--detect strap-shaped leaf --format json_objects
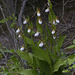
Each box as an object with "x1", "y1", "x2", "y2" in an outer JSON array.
[{"x1": 15, "y1": 69, "x2": 39, "y2": 75}]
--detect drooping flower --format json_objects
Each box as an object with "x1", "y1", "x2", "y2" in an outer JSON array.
[
  {"x1": 18, "y1": 34, "x2": 22, "y2": 38},
  {"x1": 53, "y1": 36, "x2": 56, "y2": 39},
  {"x1": 34, "y1": 31, "x2": 40, "y2": 37},
  {"x1": 38, "y1": 18, "x2": 42, "y2": 24},
  {"x1": 27, "y1": 28, "x2": 31, "y2": 33},
  {"x1": 16, "y1": 28, "x2": 20, "y2": 34},
  {"x1": 20, "y1": 46, "x2": 24, "y2": 51},
  {"x1": 56, "y1": 18, "x2": 60, "y2": 23},
  {"x1": 51, "y1": 29, "x2": 55, "y2": 35},
  {"x1": 53, "y1": 20, "x2": 56, "y2": 25},
  {"x1": 39, "y1": 41, "x2": 44, "y2": 47},
  {"x1": 45, "y1": 8, "x2": 50, "y2": 12},
  {"x1": 23, "y1": 19, "x2": 27, "y2": 24},
  {"x1": 37, "y1": 10, "x2": 41, "y2": 17}
]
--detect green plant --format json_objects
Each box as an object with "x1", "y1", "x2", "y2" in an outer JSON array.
[{"x1": 0, "y1": 0, "x2": 75, "y2": 75}]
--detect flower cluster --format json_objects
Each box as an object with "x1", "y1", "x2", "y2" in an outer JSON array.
[{"x1": 15, "y1": 3, "x2": 60, "y2": 50}]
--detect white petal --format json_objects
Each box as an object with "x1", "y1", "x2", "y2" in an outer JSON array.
[
  {"x1": 16, "y1": 29, "x2": 20, "y2": 34},
  {"x1": 53, "y1": 21, "x2": 56, "y2": 24},
  {"x1": 38, "y1": 20, "x2": 42, "y2": 24},
  {"x1": 23, "y1": 20, "x2": 27, "y2": 24},
  {"x1": 37, "y1": 13, "x2": 41, "y2": 17},
  {"x1": 51, "y1": 30, "x2": 55, "y2": 34},
  {"x1": 20, "y1": 47, "x2": 24, "y2": 51},
  {"x1": 39, "y1": 42, "x2": 44, "y2": 47},
  {"x1": 34, "y1": 32, "x2": 39, "y2": 37},
  {"x1": 27, "y1": 29, "x2": 31, "y2": 33},
  {"x1": 53, "y1": 36, "x2": 56, "y2": 39},
  {"x1": 56, "y1": 19, "x2": 60, "y2": 23},
  {"x1": 45, "y1": 8, "x2": 49, "y2": 12},
  {"x1": 18, "y1": 35, "x2": 21, "y2": 38}
]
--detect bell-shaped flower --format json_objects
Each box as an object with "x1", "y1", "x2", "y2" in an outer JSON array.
[
  {"x1": 38, "y1": 18, "x2": 42, "y2": 24},
  {"x1": 37, "y1": 11, "x2": 41, "y2": 17},
  {"x1": 20, "y1": 46, "x2": 24, "y2": 51},
  {"x1": 34, "y1": 31, "x2": 40, "y2": 37},
  {"x1": 27, "y1": 28, "x2": 31, "y2": 33},
  {"x1": 51, "y1": 29, "x2": 55, "y2": 35},
  {"x1": 23, "y1": 19, "x2": 27, "y2": 24},
  {"x1": 53, "y1": 20, "x2": 56, "y2": 25},
  {"x1": 53, "y1": 36, "x2": 56, "y2": 39},
  {"x1": 56, "y1": 18, "x2": 60, "y2": 23},
  {"x1": 16, "y1": 28, "x2": 20, "y2": 34},
  {"x1": 39, "y1": 41, "x2": 44, "y2": 47},
  {"x1": 45, "y1": 8, "x2": 50, "y2": 12},
  {"x1": 18, "y1": 34, "x2": 22, "y2": 38}
]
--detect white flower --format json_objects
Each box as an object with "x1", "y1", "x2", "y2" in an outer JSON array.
[
  {"x1": 45, "y1": 8, "x2": 50, "y2": 12},
  {"x1": 27, "y1": 28, "x2": 31, "y2": 33},
  {"x1": 38, "y1": 19, "x2": 42, "y2": 24},
  {"x1": 23, "y1": 20, "x2": 27, "y2": 24},
  {"x1": 53, "y1": 36, "x2": 56, "y2": 39},
  {"x1": 56, "y1": 19, "x2": 60, "y2": 23},
  {"x1": 37, "y1": 11, "x2": 41, "y2": 17},
  {"x1": 53, "y1": 20, "x2": 56, "y2": 24},
  {"x1": 18, "y1": 34, "x2": 22, "y2": 38},
  {"x1": 20, "y1": 46, "x2": 24, "y2": 51},
  {"x1": 39, "y1": 41, "x2": 44, "y2": 47},
  {"x1": 16, "y1": 28, "x2": 20, "y2": 34},
  {"x1": 51, "y1": 29, "x2": 55, "y2": 34},
  {"x1": 34, "y1": 31, "x2": 40, "y2": 37}
]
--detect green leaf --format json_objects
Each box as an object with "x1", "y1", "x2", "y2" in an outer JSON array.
[
  {"x1": 66, "y1": 45, "x2": 75, "y2": 49},
  {"x1": 48, "y1": 0, "x2": 52, "y2": 10},
  {"x1": 10, "y1": 22, "x2": 15, "y2": 28},
  {"x1": 0, "y1": 18, "x2": 8, "y2": 23},
  {"x1": 16, "y1": 50, "x2": 33, "y2": 64},
  {"x1": 15, "y1": 69, "x2": 39, "y2": 75},
  {"x1": 36, "y1": 21, "x2": 43, "y2": 34},
  {"x1": 73, "y1": 39, "x2": 75, "y2": 44},
  {"x1": 29, "y1": 21, "x2": 33, "y2": 29},
  {"x1": 9, "y1": 16, "x2": 13, "y2": 19},
  {"x1": 32, "y1": 46, "x2": 51, "y2": 65},
  {"x1": 39, "y1": 60, "x2": 52, "y2": 75},
  {"x1": 55, "y1": 35, "x2": 66, "y2": 52},
  {"x1": 62, "y1": 69, "x2": 70, "y2": 73},
  {"x1": 25, "y1": 36, "x2": 34, "y2": 45},
  {"x1": 67, "y1": 54, "x2": 75, "y2": 65},
  {"x1": 44, "y1": 29, "x2": 48, "y2": 43},
  {"x1": 53, "y1": 59, "x2": 66, "y2": 72},
  {"x1": 69, "y1": 64, "x2": 75, "y2": 69}
]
